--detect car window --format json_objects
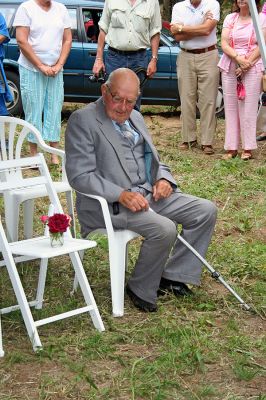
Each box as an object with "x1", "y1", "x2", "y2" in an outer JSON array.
[
  {"x1": 0, "y1": 6, "x2": 16, "y2": 27},
  {"x1": 82, "y1": 8, "x2": 102, "y2": 43},
  {"x1": 67, "y1": 8, "x2": 78, "y2": 42}
]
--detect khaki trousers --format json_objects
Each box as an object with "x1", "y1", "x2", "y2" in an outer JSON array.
[
  {"x1": 257, "y1": 105, "x2": 266, "y2": 133},
  {"x1": 177, "y1": 49, "x2": 219, "y2": 145}
]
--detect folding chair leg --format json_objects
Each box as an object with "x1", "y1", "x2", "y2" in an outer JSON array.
[
  {"x1": 66, "y1": 191, "x2": 76, "y2": 237},
  {"x1": 0, "y1": 315, "x2": 4, "y2": 357},
  {"x1": 69, "y1": 252, "x2": 104, "y2": 332},
  {"x1": 177, "y1": 234, "x2": 251, "y2": 311},
  {"x1": 35, "y1": 258, "x2": 49, "y2": 309},
  {"x1": 23, "y1": 199, "x2": 34, "y2": 239},
  {"x1": 6, "y1": 260, "x2": 42, "y2": 351},
  {"x1": 108, "y1": 235, "x2": 127, "y2": 317}
]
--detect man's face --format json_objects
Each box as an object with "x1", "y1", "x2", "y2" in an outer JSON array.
[
  {"x1": 101, "y1": 80, "x2": 139, "y2": 124},
  {"x1": 190, "y1": 0, "x2": 201, "y2": 6}
]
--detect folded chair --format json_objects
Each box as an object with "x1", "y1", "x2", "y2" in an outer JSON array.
[
  {"x1": 0, "y1": 154, "x2": 104, "y2": 356},
  {"x1": 73, "y1": 192, "x2": 139, "y2": 317},
  {"x1": 0, "y1": 116, "x2": 75, "y2": 241}
]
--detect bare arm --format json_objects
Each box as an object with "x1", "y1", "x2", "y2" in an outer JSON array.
[
  {"x1": 171, "y1": 18, "x2": 218, "y2": 42},
  {"x1": 0, "y1": 34, "x2": 7, "y2": 44},
  {"x1": 147, "y1": 32, "x2": 160, "y2": 78},
  {"x1": 16, "y1": 26, "x2": 54, "y2": 76},
  {"x1": 51, "y1": 28, "x2": 72, "y2": 75},
  {"x1": 247, "y1": 28, "x2": 266, "y2": 65},
  {"x1": 92, "y1": 29, "x2": 106, "y2": 75},
  {"x1": 221, "y1": 27, "x2": 252, "y2": 70}
]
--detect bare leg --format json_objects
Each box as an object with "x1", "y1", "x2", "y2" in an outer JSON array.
[
  {"x1": 29, "y1": 142, "x2": 37, "y2": 156},
  {"x1": 49, "y1": 141, "x2": 59, "y2": 164}
]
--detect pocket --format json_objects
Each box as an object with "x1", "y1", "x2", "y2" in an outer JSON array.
[
  {"x1": 133, "y1": 11, "x2": 149, "y2": 34},
  {"x1": 110, "y1": 9, "x2": 126, "y2": 28}
]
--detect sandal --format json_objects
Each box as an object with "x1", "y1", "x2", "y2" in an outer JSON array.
[
  {"x1": 222, "y1": 150, "x2": 238, "y2": 160},
  {"x1": 202, "y1": 145, "x2": 214, "y2": 155},
  {"x1": 241, "y1": 151, "x2": 252, "y2": 161},
  {"x1": 179, "y1": 140, "x2": 197, "y2": 150}
]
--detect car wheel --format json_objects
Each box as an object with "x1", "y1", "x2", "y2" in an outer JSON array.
[
  {"x1": 215, "y1": 85, "x2": 224, "y2": 118},
  {"x1": 5, "y1": 70, "x2": 23, "y2": 116},
  {"x1": 196, "y1": 85, "x2": 224, "y2": 119}
]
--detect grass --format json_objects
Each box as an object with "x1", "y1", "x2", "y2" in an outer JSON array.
[{"x1": 0, "y1": 105, "x2": 265, "y2": 399}]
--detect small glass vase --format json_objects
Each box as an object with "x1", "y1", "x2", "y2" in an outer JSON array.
[{"x1": 50, "y1": 232, "x2": 64, "y2": 247}]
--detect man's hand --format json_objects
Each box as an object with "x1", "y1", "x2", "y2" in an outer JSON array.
[
  {"x1": 153, "y1": 179, "x2": 173, "y2": 202},
  {"x1": 93, "y1": 58, "x2": 105, "y2": 76},
  {"x1": 118, "y1": 191, "x2": 149, "y2": 212},
  {"x1": 170, "y1": 22, "x2": 184, "y2": 35},
  {"x1": 204, "y1": 10, "x2": 213, "y2": 21},
  {"x1": 147, "y1": 59, "x2": 157, "y2": 78}
]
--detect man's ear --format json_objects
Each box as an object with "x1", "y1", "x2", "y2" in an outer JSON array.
[{"x1": 101, "y1": 83, "x2": 107, "y2": 97}]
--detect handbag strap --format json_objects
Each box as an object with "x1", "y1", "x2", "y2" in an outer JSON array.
[{"x1": 231, "y1": 13, "x2": 254, "y2": 54}]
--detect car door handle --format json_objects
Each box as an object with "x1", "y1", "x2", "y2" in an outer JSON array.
[{"x1": 89, "y1": 51, "x2": 97, "y2": 57}]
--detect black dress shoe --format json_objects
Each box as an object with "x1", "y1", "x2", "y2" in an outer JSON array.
[
  {"x1": 158, "y1": 277, "x2": 193, "y2": 297},
  {"x1": 126, "y1": 285, "x2": 157, "y2": 312}
]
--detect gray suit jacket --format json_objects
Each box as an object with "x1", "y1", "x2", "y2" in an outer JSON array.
[{"x1": 65, "y1": 98, "x2": 177, "y2": 233}]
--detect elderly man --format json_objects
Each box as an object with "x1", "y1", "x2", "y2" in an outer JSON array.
[
  {"x1": 65, "y1": 68, "x2": 217, "y2": 312},
  {"x1": 171, "y1": 0, "x2": 220, "y2": 155},
  {"x1": 92, "y1": 0, "x2": 161, "y2": 109}
]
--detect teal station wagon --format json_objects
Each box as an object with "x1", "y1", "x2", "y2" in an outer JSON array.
[{"x1": 1, "y1": 0, "x2": 224, "y2": 116}]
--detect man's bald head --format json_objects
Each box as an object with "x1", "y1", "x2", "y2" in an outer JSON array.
[{"x1": 105, "y1": 68, "x2": 140, "y2": 94}]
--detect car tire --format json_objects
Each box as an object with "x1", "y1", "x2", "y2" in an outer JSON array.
[
  {"x1": 215, "y1": 85, "x2": 224, "y2": 118},
  {"x1": 5, "y1": 70, "x2": 23, "y2": 117},
  {"x1": 196, "y1": 85, "x2": 224, "y2": 119}
]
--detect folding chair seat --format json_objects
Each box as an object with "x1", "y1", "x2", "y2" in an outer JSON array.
[
  {"x1": 74, "y1": 192, "x2": 140, "y2": 317},
  {"x1": 0, "y1": 116, "x2": 75, "y2": 241},
  {"x1": 0, "y1": 154, "x2": 104, "y2": 356}
]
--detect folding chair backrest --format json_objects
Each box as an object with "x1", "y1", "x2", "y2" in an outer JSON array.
[{"x1": 0, "y1": 154, "x2": 64, "y2": 215}]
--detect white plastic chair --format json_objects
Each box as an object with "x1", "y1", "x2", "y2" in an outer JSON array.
[
  {"x1": 0, "y1": 154, "x2": 104, "y2": 356},
  {"x1": 74, "y1": 192, "x2": 140, "y2": 317},
  {"x1": 0, "y1": 116, "x2": 75, "y2": 241}
]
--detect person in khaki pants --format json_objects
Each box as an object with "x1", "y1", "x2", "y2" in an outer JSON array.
[{"x1": 171, "y1": 0, "x2": 220, "y2": 155}]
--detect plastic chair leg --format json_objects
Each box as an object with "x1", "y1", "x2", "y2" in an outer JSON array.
[
  {"x1": 4, "y1": 194, "x2": 20, "y2": 242},
  {"x1": 108, "y1": 235, "x2": 127, "y2": 317},
  {"x1": 23, "y1": 199, "x2": 34, "y2": 239}
]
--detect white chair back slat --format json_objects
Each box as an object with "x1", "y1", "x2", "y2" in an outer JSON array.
[
  {"x1": 15, "y1": 125, "x2": 30, "y2": 160},
  {"x1": 0, "y1": 121, "x2": 8, "y2": 162},
  {"x1": 0, "y1": 176, "x2": 47, "y2": 191}
]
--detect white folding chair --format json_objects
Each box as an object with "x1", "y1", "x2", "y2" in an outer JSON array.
[
  {"x1": 0, "y1": 154, "x2": 104, "y2": 356},
  {"x1": 0, "y1": 116, "x2": 75, "y2": 241},
  {"x1": 74, "y1": 192, "x2": 139, "y2": 317}
]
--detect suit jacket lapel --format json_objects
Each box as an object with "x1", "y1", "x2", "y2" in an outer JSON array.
[{"x1": 96, "y1": 99, "x2": 132, "y2": 180}]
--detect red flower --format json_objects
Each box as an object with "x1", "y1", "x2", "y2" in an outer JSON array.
[{"x1": 40, "y1": 213, "x2": 71, "y2": 234}]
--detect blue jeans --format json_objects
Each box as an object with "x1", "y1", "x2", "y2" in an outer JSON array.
[{"x1": 105, "y1": 48, "x2": 148, "y2": 110}]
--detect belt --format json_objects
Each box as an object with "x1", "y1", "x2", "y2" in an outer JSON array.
[
  {"x1": 181, "y1": 45, "x2": 217, "y2": 54},
  {"x1": 108, "y1": 46, "x2": 146, "y2": 55}
]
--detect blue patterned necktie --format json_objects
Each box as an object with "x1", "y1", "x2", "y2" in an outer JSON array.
[{"x1": 119, "y1": 123, "x2": 135, "y2": 146}]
